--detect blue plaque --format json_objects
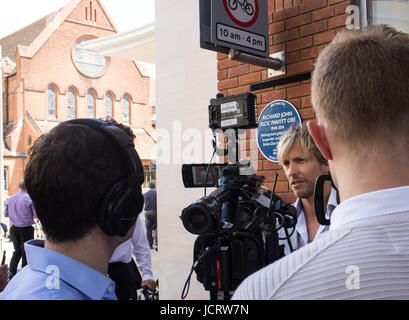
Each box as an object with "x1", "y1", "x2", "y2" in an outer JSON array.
[{"x1": 257, "y1": 100, "x2": 302, "y2": 163}]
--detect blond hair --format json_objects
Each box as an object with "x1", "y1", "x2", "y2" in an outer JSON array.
[
  {"x1": 277, "y1": 124, "x2": 327, "y2": 166},
  {"x1": 312, "y1": 25, "x2": 409, "y2": 147}
]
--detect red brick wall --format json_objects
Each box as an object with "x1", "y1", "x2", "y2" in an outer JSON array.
[
  {"x1": 217, "y1": 0, "x2": 355, "y2": 203},
  {"x1": 20, "y1": 20, "x2": 150, "y2": 124}
]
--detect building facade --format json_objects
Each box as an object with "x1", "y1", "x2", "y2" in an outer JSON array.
[
  {"x1": 0, "y1": 0, "x2": 156, "y2": 197},
  {"x1": 216, "y1": 0, "x2": 409, "y2": 205}
]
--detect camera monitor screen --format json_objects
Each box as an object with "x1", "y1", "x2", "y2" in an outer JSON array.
[{"x1": 182, "y1": 164, "x2": 226, "y2": 188}]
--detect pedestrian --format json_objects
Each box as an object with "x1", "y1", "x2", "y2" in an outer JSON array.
[
  {"x1": 143, "y1": 181, "x2": 157, "y2": 250},
  {"x1": 0, "y1": 118, "x2": 145, "y2": 299},
  {"x1": 4, "y1": 180, "x2": 36, "y2": 279}
]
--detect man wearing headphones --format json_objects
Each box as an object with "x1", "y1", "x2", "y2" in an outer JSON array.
[{"x1": 0, "y1": 118, "x2": 145, "y2": 300}]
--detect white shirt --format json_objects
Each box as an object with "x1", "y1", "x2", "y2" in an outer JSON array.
[
  {"x1": 293, "y1": 187, "x2": 338, "y2": 248},
  {"x1": 232, "y1": 185, "x2": 409, "y2": 300},
  {"x1": 280, "y1": 187, "x2": 338, "y2": 255},
  {"x1": 109, "y1": 216, "x2": 153, "y2": 281}
]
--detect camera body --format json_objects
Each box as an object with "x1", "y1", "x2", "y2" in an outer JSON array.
[
  {"x1": 181, "y1": 163, "x2": 296, "y2": 299},
  {"x1": 180, "y1": 93, "x2": 296, "y2": 300}
]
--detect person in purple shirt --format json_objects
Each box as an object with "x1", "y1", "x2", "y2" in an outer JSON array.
[{"x1": 4, "y1": 180, "x2": 37, "y2": 278}]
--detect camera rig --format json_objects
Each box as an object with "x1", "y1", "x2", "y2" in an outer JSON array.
[{"x1": 180, "y1": 93, "x2": 297, "y2": 300}]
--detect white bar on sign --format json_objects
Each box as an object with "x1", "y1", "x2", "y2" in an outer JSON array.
[{"x1": 216, "y1": 23, "x2": 265, "y2": 52}]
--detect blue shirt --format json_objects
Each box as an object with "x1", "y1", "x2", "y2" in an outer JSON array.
[{"x1": 0, "y1": 240, "x2": 117, "y2": 300}]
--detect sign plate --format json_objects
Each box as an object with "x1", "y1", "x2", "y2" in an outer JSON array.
[
  {"x1": 211, "y1": 0, "x2": 268, "y2": 57},
  {"x1": 257, "y1": 100, "x2": 302, "y2": 163}
]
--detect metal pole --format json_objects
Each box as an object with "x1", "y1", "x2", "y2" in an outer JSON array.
[
  {"x1": 229, "y1": 49, "x2": 283, "y2": 70},
  {"x1": 0, "y1": 45, "x2": 4, "y2": 223}
]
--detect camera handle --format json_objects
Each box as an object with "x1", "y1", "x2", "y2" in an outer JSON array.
[{"x1": 212, "y1": 128, "x2": 241, "y2": 165}]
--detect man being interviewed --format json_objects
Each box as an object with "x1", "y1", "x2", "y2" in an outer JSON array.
[
  {"x1": 276, "y1": 124, "x2": 338, "y2": 255},
  {"x1": 232, "y1": 25, "x2": 409, "y2": 300}
]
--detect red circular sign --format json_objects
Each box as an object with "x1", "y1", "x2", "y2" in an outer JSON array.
[{"x1": 223, "y1": 0, "x2": 259, "y2": 27}]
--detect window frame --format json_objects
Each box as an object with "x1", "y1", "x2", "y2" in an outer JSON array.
[
  {"x1": 47, "y1": 84, "x2": 58, "y2": 120},
  {"x1": 360, "y1": 0, "x2": 409, "y2": 31},
  {"x1": 67, "y1": 87, "x2": 78, "y2": 119},
  {"x1": 105, "y1": 91, "x2": 114, "y2": 120},
  {"x1": 86, "y1": 89, "x2": 97, "y2": 119},
  {"x1": 122, "y1": 94, "x2": 131, "y2": 125}
]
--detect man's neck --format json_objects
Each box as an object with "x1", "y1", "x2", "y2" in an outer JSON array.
[
  {"x1": 331, "y1": 146, "x2": 409, "y2": 203},
  {"x1": 45, "y1": 228, "x2": 118, "y2": 275}
]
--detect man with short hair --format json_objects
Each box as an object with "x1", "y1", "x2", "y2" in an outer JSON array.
[
  {"x1": 233, "y1": 25, "x2": 409, "y2": 299},
  {"x1": 4, "y1": 180, "x2": 36, "y2": 279},
  {"x1": 0, "y1": 118, "x2": 145, "y2": 300},
  {"x1": 276, "y1": 124, "x2": 338, "y2": 254}
]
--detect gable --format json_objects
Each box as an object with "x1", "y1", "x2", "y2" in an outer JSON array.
[
  {"x1": 66, "y1": 0, "x2": 117, "y2": 31},
  {"x1": 10, "y1": 0, "x2": 117, "y2": 61}
]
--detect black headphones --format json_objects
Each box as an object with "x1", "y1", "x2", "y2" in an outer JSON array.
[{"x1": 64, "y1": 118, "x2": 145, "y2": 237}]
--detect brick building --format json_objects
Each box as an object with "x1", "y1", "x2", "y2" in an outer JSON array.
[{"x1": 0, "y1": 0, "x2": 156, "y2": 197}]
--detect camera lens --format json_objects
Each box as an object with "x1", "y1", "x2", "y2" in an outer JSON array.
[{"x1": 181, "y1": 203, "x2": 215, "y2": 235}]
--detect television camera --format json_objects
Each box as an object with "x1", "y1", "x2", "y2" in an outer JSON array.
[{"x1": 180, "y1": 93, "x2": 297, "y2": 300}]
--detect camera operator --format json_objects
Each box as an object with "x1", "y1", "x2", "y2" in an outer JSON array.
[
  {"x1": 276, "y1": 124, "x2": 338, "y2": 255},
  {"x1": 232, "y1": 25, "x2": 409, "y2": 300}
]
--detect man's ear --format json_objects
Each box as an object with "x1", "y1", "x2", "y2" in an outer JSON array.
[{"x1": 307, "y1": 120, "x2": 333, "y2": 161}]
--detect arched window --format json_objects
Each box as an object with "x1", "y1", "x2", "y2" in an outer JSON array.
[
  {"x1": 105, "y1": 92, "x2": 113, "y2": 120},
  {"x1": 47, "y1": 85, "x2": 57, "y2": 119},
  {"x1": 67, "y1": 88, "x2": 77, "y2": 119},
  {"x1": 122, "y1": 95, "x2": 130, "y2": 124},
  {"x1": 87, "y1": 90, "x2": 96, "y2": 118}
]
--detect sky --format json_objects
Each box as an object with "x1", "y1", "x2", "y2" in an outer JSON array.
[{"x1": 0, "y1": 0, "x2": 155, "y2": 39}]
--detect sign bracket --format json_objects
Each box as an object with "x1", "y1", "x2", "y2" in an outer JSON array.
[{"x1": 228, "y1": 49, "x2": 284, "y2": 70}]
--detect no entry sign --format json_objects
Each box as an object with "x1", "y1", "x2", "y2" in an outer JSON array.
[
  {"x1": 223, "y1": 0, "x2": 259, "y2": 27},
  {"x1": 210, "y1": 0, "x2": 269, "y2": 57}
]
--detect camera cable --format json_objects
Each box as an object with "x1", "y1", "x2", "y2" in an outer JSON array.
[
  {"x1": 204, "y1": 137, "x2": 218, "y2": 196},
  {"x1": 181, "y1": 247, "x2": 210, "y2": 300}
]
